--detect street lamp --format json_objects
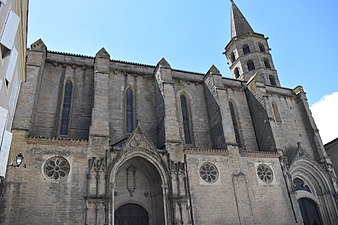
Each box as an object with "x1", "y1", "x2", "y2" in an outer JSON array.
[{"x1": 8, "y1": 152, "x2": 24, "y2": 167}]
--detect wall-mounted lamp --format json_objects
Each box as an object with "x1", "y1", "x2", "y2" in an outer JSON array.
[{"x1": 8, "y1": 152, "x2": 24, "y2": 167}]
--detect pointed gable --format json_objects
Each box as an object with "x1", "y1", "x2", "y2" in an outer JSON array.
[{"x1": 121, "y1": 126, "x2": 158, "y2": 154}]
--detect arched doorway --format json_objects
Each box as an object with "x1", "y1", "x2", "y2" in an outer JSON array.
[
  {"x1": 115, "y1": 203, "x2": 149, "y2": 225},
  {"x1": 298, "y1": 198, "x2": 323, "y2": 225},
  {"x1": 113, "y1": 156, "x2": 165, "y2": 225}
]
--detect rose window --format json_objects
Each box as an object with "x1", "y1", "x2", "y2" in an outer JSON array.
[
  {"x1": 257, "y1": 164, "x2": 273, "y2": 183},
  {"x1": 199, "y1": 162, "x2": 219, "y2": 183},
  {"x1": 44, "y1": 156, "x2": 70, "y2": 181}
]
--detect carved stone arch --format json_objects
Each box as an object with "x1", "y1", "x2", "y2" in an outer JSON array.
[
  {"x1": 290, "y1": 159, "x2": 334, "y2": 194},
  {"x1": 176, "y1": 89, "x2": 194, "y2": 105},
  {"x1": 107, "y1": 127, "x2": 172, "y2": 225},
  {"x1": 108, "y1": 149, "x2": 170, "y2": 190},
  {"x1": 290, "y1": 159, "x2": 338, "y2": 225},
  {"x1": 109, "y1": 151, "x2": 171, "y2": 225},
  {"x1": 115, "y1": 200, "x2": 150, "y2": 216}
]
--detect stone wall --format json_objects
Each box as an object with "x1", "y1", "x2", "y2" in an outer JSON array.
[{"x1": 0, "y1": 130, "x2": 88, "y2": 225}]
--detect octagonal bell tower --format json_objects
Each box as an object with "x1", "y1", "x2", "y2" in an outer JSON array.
[{"x1": 224, "y1": 0, "x2": 280, "y2": 86}]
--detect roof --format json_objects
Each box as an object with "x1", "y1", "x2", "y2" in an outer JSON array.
[{"x1": 230, "y1": 1, "x2": 254, "y2": 38}]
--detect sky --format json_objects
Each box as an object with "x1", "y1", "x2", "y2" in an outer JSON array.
[{"x1": 27, "y1": 0, "x2": 338, "y2": 143}]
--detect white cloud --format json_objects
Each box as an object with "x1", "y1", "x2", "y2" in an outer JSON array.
[{"x1": 310, "y1": 92, "x2": 338, "y2": 144}]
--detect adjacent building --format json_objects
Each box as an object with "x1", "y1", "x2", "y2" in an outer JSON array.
[
  {"x1": 0, "y1": 0, "x2": 28, "y2": 184},
  {"x1": 0, "y1": 1, "x2": 337, "y2": 225},
  {"x1": 325, "y1": 138, "x2": 338, "y2": 176}
]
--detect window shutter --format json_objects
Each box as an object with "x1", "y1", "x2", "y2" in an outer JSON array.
[
  {"x1": 0, "y1": 131, "x2": 13, "y2": 178},
  {"x1": 5, "y1": 48, "x2": 18, "y2": 83},
  {"x1": 0, "y1": 79, "x2": 3, "y2": 93},
  {"x1": 9, "y1": 74, "x2": 20, "y2": 114},
  {"x1": 0, "y1": 10, "x2": 20, "y2": 50},
  {"x1": 0, "y1": 106, "x2": 8, "y2": 143},
  {"x1": 0, "y1": 107, "x2": 9, "y2": 177}
]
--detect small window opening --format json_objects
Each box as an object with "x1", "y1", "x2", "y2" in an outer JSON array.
[
  {"x1": 264, "y1": 59, "x2": 271, "y2": 68},
  {"x1": 247, "y1": 60, "x2": 255, "y2": 71},
  {"x1": 269, "y1": 75, "x2": 276, "y2": 86},
  {"x1": 243, "y1": 44, "x2": 250, "y2": 54},
  {"x1": 230, "y1": 52, "x2": 236, "y2": 63},
  {"x1": 234, "y1": 67, "x2": 240, "y2": 78},
  {"x1": 259, "y1": 43, "x2": 265, "y2": 52}
]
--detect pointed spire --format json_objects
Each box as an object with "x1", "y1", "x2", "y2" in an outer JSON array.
[{"x1": 230, "y1": 1, "x2": 254, "y2": 38}]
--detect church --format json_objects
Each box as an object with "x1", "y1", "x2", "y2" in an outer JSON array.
[{"x1": 1, "y1": 1, "x2": 337, "y2": 225}]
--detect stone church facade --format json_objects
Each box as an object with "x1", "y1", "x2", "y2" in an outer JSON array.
[{"x1": 1, "y1": 2, "x2": 337, "y2": 225}]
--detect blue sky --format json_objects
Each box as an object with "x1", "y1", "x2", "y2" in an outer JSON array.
[{"x1": 27, "y1": 0, "x2": 338, "y2": 105}]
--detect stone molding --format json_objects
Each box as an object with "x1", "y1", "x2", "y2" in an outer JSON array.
[{"x1": 27, "y1": 136, "x2": 88, "y2": 147}]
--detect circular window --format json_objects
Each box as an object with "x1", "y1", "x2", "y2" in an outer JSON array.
[
  {"x1": 257, "y1": 164, "x2": 273, "y2": 184},
  {"x1": 43, "y1": 156, "x2": 70, "y2": 181},
  {"x1": 199, "y1": 162, "x2": 219, "y2": 183}
]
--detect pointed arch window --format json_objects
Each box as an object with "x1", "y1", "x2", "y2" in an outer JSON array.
[
  {"x1": 259, "y1": 43, "x2": 265, "y2": 52},
  {"x1": 247, "y1": 60, "x2": 255, "y2": 71},
  {"x1": 269, "y1": 75, "x2": 276, "y2": 86},
  {"x1": 293, "y1": 178, "x2": 311, "y2": 193},
  {"x1": 126, "y1": 88, "x2": 134, "y2": 133},
  {"x1": 180, "y1": 95, "x2": 192, "y2": 144},
  {"x1": 234, "y1": 67, "x2": 240, "y2": 78},
  {"x1": 60, "y1": 80, "x2": 73, "y2": 135},
  {"x1": 272, "y1": 102, "x2": 282, "y2": 123},
  {"x1": 243, "y1": 44, "x2": 250, "y2": 54},
  {"x1": 229, "y1": 101, "x2": 242, "y2": 147},
  {"x1": 264, "y1": 58, "x2": 271, "y2": 68}
]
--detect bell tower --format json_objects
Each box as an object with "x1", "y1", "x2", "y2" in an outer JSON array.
[{"x1": 224, "y1": 0, "x2": 280, "y2": 86}]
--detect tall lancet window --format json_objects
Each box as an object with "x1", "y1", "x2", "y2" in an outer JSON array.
[
  {"x1": 272, "y1": 102, "x2": 282, "y2": 123},
  {"x1": 180, "y1": 95, "x2": 192, "y2": 144},
  {"x1": 60, "y1": 80, "x2": 73, "y2": 135},
  {"x1": 126, "y1": 88, "x2": 134, "y2": 133},
  {"x1": 229, "y1": 101, "x2": 242, "y2": 147}
]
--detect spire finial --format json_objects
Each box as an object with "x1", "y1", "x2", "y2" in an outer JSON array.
[{"x1": 230, "y1": 0, "x2": 234, "y2": 3}]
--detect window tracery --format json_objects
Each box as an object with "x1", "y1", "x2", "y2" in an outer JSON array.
[
  {"x1": 199, "y1": 162, "x2": 219, "y2": 183},
  {"x1": 43, "y1": 156, "x2": 70, "y2": 181},
  {"x1": 257, "y1": 164, "x2": 273, "y2": 183}
]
